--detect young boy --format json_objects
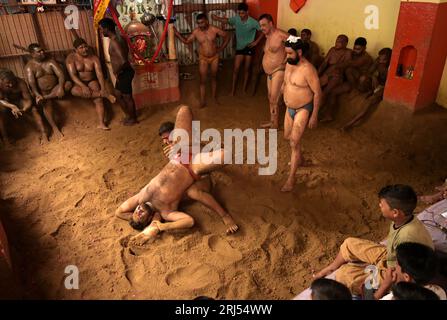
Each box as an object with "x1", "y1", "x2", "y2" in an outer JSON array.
[
  {"x1": 313, "y1": 185, "x2": 434, "y2": 296},
  {"x1": 376, "y1": 242, "x2": 446, "y2": 300},
  {"x1": 310, "y1": 278, "x2": 352, "y2": 300}
]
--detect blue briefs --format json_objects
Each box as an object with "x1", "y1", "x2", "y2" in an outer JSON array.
[{"x1": 288, "y1": 101, "x2": 314, "y2": 120}]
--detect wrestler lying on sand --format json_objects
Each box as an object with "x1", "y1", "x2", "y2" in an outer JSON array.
[{"x1": 115, "y1": 105, "x2": 238, "y2": 247}]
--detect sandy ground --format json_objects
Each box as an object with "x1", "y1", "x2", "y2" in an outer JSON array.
[{"x1": 1, "y1": 61, "x2": 446, "y2": 299}]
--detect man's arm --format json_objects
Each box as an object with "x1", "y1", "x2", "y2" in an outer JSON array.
[
  {"x1": 307, "y1": 66, "x2": 322, "y2": 129},
  {"x1": 248, "y1": 31, "x2": 265, "y2": 48},
  {"x1": 374, "y1": 267, "x2": 396, "y2": 300},
  {"x1": 48, "y1": 59, "x2": 66, "y2": 98},
  {"x1": 215, "y1": 27, "x2": 230, "y2": 52},
  {"x1": 174, "y1": 27, "x2": 196, "y2": 45},
  {"x1": 24, "y1": 64, "x2": 42, "y2": 102},
  {"x1": 211, "y1": 13, "x2": 229, "y2": 25},
  {"x1": 18, "y1": 79, "x2": 33, "y2": 112},
  {"x1": 0, "y1": 99, "x2": 22, "y2": 118},
  {"x1": 318, "y1": 48, "x2": 333, "y2": 75},
  {"x1": 93, "y1": 55, "x2": 107, "y2": 93}
]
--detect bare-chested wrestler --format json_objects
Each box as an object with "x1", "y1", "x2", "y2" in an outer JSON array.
[
  {"x1": 281, "y1": 36, "x2": 321, "y2": 192},
  {"x1": 320, "y1": 37, "x2": 374, "y2": 122},
  {"x1": 157, "y1": 120, "x2": 238, "y2": 234},
  {"x1": 0, "y1": 68, "x2": 48, "y2": 145},
  {"x1": 115, "y1": 105, "x2": 236, "y2": 246},
  {"x1": 258, "y1": 14, "x2": 289, "y2": 129},
  {"x1": 66, "y1": 38, "x2": 116, "y2": 130},
  {"x1": 341, "y1": 48, "x2": 392, "y2": 131},
  {"x1": 318, "y1": 35, "x2": 351, "y2": 112},
  {"x1": 174, "y1": 14, "x2": 230, "y2": 108},
  {"x1": 25, "y1": 43, "x2": 72, "y2": 139},
  {"x1": 99, "y1": 18, "x2": 138, "y2": 126},
  {"x1": 211, "y1": 3, "x2": 264, "y2": 96}
]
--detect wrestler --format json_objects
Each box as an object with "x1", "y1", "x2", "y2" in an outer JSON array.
[
  {"x1": 25, "y1": 43, "x2": 73, "y2": 139},
  {"x1": 258, "y1": 14, "x2": 289, "y2": 129},
  {"x1": 281, "y1": 36, "x2": 321, "y2": 192},
  {"x1": 66, "y1": 38, "x2": 116, "y2": 130},
  {"x1": 99, "y1": 18, "x2": 138, "y2": 126},
  {"x1": 115, "y1": 105, "x2": 237, "y2": 246},
  {"x1": 0, "y1": 68, "x2": 48, "y2": 145},
  {"x1": 174, "y1": 14, "x2": 230, "y2": 108}
]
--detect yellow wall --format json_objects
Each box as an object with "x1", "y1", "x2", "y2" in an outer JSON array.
[
  {"x1": 437, "y1": 62, "x2": 447, "y2": 107},
  {"x1": 277, "y1": 0, "x2": 401, "y2": 56},
  {"x1": 277, "y1": 0, "x2": 447, "y2": 108}
]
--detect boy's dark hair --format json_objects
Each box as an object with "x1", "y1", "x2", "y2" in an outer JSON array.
[
  {"x1": 392, "y1": 282, "x2": 439, "y2": 300},
  {"x1": 396, "y1": 242, "x2": 438, "y2": 285},
  {"x1": 259, "y1": 13, "x2": 273, "y2": 23},
  {"x1": 301, "y1": 28, "x2": 312, "y2": 36},
  {"x1": 159, "y1": 121, "x2": 175, "y2": 136},
  {"x1": 73, "y1": 37, "x2": 87, "y2": 49},
  {"x1": 237, "y1": 3, "x2": 248, "y2": 12},
  {"x1": 379, "y1": 47, "x2": 392, "y2": 58},
  {"x1": 378, "y1": 184, "x2": 418, "y2": 216},
  {"x1": 129, "y1": 219, "x2": 149, "y2": 231},
  {"x1": 310, "y1": 278, "x2": 352, "y2": 300},
  {"x1": 288, "y1": 28, "x2": 298, "y2": 36},
  {"x1": 99, "y1": 18, "x2": 117, "y2": 32},
  {"x1": 196, "y1": 13, "x2": 208, "y2": 21},
  {"x1": 354, "y1": 37, "x2": 367, "y2": 47}
]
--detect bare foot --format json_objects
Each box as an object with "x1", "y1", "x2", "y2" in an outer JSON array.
[
  {"x1": 312, "y1": 266, "x2": 337, "y2": 280},
  {"x1": 281, "y1": 177, "x2": 296, "y2": 192},
  {"x1": 97, "y1": 124, "x2": 111, "y2": 130},
  {"x1": 39, "y1": 133, "x2": 49, "y2": 145},
  {"x1": 54, "y1": 129, "x2": 64, "y2": 139},
  {"x1": 222, "y1": 214, "x2": 239, "y2": 234},
  {"x1": 105, "y1": 94, "x2": 116, "y2": 104}
]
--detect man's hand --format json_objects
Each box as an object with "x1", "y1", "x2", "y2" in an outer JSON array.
[
  {"x1": 10, "y1": 105, "x2": 22, "y2": 118},
  {"x1": 56, "y1": 85, "x2": 65, "y2": 99},
  {"x1": 382, "y1": 267, "x2": 397, "y2": 290},
  {"x1": 36, "y1": 95, "x2": 44, "y2": 105},
  {"x1": 81, "y1": 86, "x2": 92, "y2": 98},
  {"x1": 247, "y1": 41, "x2": 257, "y2": 48},
  {"x1": 308, "y1": 115, "x2": 318, "y2": 129}
]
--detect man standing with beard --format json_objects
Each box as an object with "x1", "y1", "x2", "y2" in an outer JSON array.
[{"x1": 281, "y1": 36, "x2": 321, "y2": 192}]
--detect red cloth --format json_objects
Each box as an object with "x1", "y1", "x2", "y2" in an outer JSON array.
[{"x1": 290, "y1": 0, "x2": 307, "y2": 13}]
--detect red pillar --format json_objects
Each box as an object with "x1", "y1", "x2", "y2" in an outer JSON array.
[{"x1": 384, "y1": 1, "x2": 447, "y2": 111}]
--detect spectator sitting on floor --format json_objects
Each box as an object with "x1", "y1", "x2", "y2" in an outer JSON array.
[
  {"x1": 310, "y1": 278, "x2": 352, "y2": 300},
  {"x1": 312, "y1": 185, "x2": 434, "y2": 296},
  {"x1": 392, "y1": 282, "x2": 440, "y2": 300},
  {"x1": 375, "y1": 242, "x2": 446, "y2": 300}
]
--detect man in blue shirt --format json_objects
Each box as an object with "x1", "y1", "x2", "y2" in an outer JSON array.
[{"x1": 212, "y1": 3, "x2": 264, "y2": 96}]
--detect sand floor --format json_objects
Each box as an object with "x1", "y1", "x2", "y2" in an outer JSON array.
[{"x1": 1, "y1": 62, "x2": 446, "y2": 299}]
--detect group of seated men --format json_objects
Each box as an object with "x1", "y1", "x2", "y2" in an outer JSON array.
[
  {"x1": 0, "y1": 19, "x2": 138, "y2": 147},
  {"x1": 286, "y1": 28, "x2": 392, "y2": 129}
]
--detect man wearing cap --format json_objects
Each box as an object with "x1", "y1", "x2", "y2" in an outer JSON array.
[
  {"x1": 65, "y1": 38, "x2": 116, "y2": 130},
  {"x1": 281, "y1": 35, "x2": 321, "y2": 192}
]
